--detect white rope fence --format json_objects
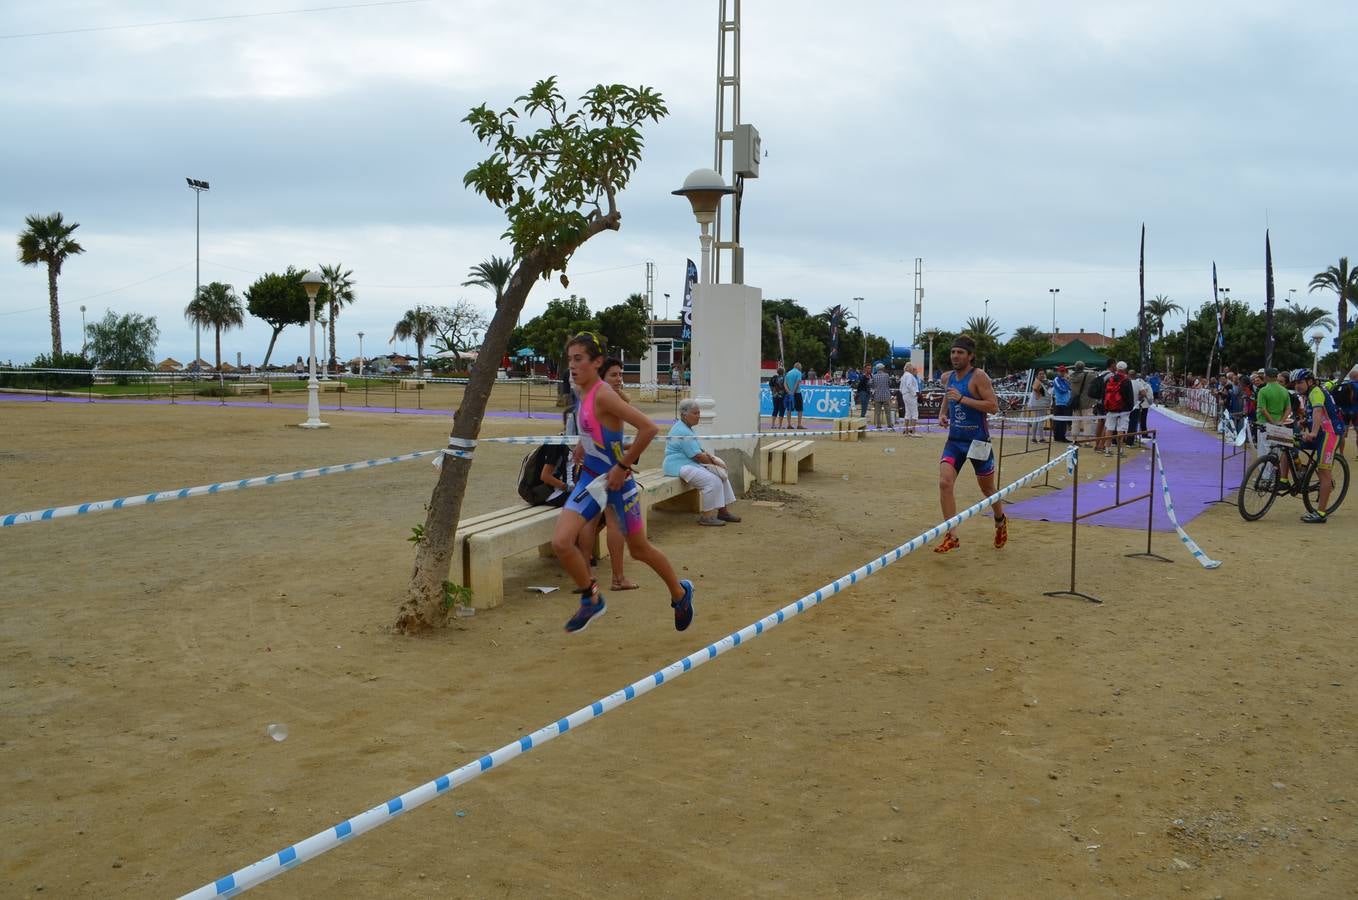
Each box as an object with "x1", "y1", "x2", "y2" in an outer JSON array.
[{"x1": 177, "y1": 448, "x2": 1073, "y2": 898}]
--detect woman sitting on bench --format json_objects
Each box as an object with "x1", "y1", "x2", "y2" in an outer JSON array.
[{"x1": 664, "y1": 398, "x2": 741, "y2": 527}]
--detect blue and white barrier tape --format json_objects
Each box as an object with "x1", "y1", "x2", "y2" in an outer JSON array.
[
  {"x1": 1, "y1": 450, "x2": 443, "y2": 528},
  {"x1": 1151, "y1": 442, "x2": 1222, "y2": 569},
  {"x1": 178, "y1": 450, "x2": 1070, "y2": 898},
  {"x1": 477, "y1": 429, "x2": 888, "y2": 446},
  {"x1": 434, "y1": 437, "x2": 477, "y2": 467}
]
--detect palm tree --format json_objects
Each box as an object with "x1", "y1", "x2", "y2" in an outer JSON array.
[
  {"x1": 1012, "y1": 324, "x2": 1046, "y2": 342},
  {"x1": 391, "y1": 306, "x2": 440, "y2": 377},
  {"x1": 17, "y1": 212, "x2": 86, "y2": 360},
  {"x1": 963, "y1": 315, "x2": 1003, "y2": 367},
  {"x1": 1308, "y1": 257, "x2": 1358, "y2": 343},
  {"x1": 1145, "y1": 294, "x2": 1183, "y2": 340},
  {"x1": 462, "y1": 255, "x2": 516, "y2": 308},
  {"x1": 319, "y1": 263, "x2": 355, "y2": 375},
  {"x1": 1277, "y1": 301, "x2": 1336, "y2": 334},
  {"x1": 185, "y1": 282, "x2": 244, "y2": 385},
  {"x1": 963, "y1": 315, "x2": 1002, "y2": 340}
]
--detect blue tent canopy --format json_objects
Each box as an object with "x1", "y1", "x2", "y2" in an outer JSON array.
[{"x1": 514, "y1": 347, "x2": 536, "y2": 358}]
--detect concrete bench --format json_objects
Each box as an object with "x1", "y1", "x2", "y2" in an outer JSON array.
[
  {"x1": 834, "y1": 416, "x2": 868, "y2": 442},
  {"x1": 760, "y1": 439, "x2": 815, "y2": 484},
  {"x1": 760, "y1": 437, "x2": 809, "y2": 485},
  {"x1": 398, "y1": 379, "x2": 427, "y2": 390},
  {"x1": 228, "y1": 382, "x2": 272, "y2": 396},
  {"x1": 454, "y1": 467, "x2": 699, "y2": 610}
]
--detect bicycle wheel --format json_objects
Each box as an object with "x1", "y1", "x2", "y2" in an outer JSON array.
[
  {"x1": 1303, "y1": 453, "x2": 1350, "y2": 516},
  {"x1": 1237, "y1": 454, "x2": 1279, "y2": 521}
]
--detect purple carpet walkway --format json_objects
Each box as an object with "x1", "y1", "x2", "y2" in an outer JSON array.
[{"x1": 1005, "y1": 409, "x2": 1245, "y2": 532}]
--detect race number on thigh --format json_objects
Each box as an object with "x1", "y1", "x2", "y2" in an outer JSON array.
[{"x1": 966, "y1": 440, "x2": 993, "y2": 461}]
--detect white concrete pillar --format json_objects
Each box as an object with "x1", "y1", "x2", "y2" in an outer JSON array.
[{"x1": 690, "y1": 282, "x2": 762, "y2": 458}]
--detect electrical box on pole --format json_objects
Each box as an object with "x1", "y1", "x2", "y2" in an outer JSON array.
[{"x1": 733, "y1": 124, "x2": 760, "y2": 178}]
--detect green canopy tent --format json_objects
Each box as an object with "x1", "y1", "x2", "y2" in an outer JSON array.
[{"x1": 1031, "y1": 338, "x2": 1108, "y2": 369}]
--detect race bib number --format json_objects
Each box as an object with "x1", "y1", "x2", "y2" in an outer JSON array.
[
  {"x1": 967, "y1": 440, "x2": 993, "y2": 461},
  {"x1": 585, "y1": 477, "x2": 607, "y2": 508}
]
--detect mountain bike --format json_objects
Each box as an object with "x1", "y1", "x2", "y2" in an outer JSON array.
[{"x1": 1237, "y1": 430, "x2": 1350, "y2": 521}]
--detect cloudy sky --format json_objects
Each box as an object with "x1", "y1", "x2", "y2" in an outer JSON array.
[{"x1": 2, "y1": 0, "x2": 1354, "y2": 366}]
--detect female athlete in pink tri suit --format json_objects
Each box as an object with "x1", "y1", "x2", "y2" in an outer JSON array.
[{"x1": 551, "y1": 333, "x2": 694, "y2": 634}]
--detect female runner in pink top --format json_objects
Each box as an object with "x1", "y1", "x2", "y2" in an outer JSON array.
[{"x1": 551, "y1": 333, "x2": 694, "y2": 634}]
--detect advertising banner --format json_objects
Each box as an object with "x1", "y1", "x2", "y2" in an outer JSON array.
[{"x1": 758, "y1": 384, "x2": 853, "y2": 419}]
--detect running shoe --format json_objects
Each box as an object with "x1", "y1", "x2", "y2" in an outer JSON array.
[
  {"x1": 564, "y1": 585, "x2": 607, "y2": 634},
  {"x1": 1300, "y1": 512, "x2": 1327, "y2": 525},
  {"x1": 671, "y1": 579, "x2": 695, "y2": 631},
  {"x1": 933, "y1": 533, "x2": 961, "y2": 554},
  {"x1": 994, "y1": 515, "x2": 1009, "y2": 549}
]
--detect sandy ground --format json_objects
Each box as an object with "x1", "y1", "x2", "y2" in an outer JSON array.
[{"x1": 1, "y1": 395, "x2": 1356, "y2": 899}]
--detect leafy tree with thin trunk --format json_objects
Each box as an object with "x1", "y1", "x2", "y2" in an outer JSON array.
[
  {"x1": 390, "y1": 306, "x2": 440, "y2": 377},
  {"x1": 596, "y1": 293, "x2": 650, "y2": 362},
  {"x1": 1308, "y1": 257, "x2": 1357, "y2": 343},
  {"x1": 520, "y1": 295, "x2": 595, "y2": 371},
  {"x1": 430, "y1": 300, "x2": 491, "y2": 358},
  {"x1": 1012, "y1": 324, "x2": 1046, "y2": 343},
  {"x1": 462, "y1": 255, "x2": 516, "y2": 308},
  {"x1": 185, "y1": 282, "x2": 244, "y2": 378},
  {"x1": 85, "y1": 310, "x2": 159, "y2": 378},
  {"x1": 319, "y1": 263, "x2": 355, "y2": 373},
  {"x1": 245, "y1": 267, "x2": 314, "y2": 368},
  {"x1": 17, "y1": 212, "x2": 85, "y2": 360},
  {"x1": 397, "y1": 77, "x2": 667, "y2": 632}
]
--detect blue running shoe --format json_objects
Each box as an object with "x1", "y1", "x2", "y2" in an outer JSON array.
[
  {"x1": 671, "y1": 579, "x2": 694, "y2": 632},
  {"x1": 564, "y1": 585, "x2": 607, "y2": 634}
]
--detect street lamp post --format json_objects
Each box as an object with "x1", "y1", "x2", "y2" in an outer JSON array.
[
  {"x1": 185, "y1": 178, "x2": 210, "y2": 367},
  {"x1": 672, "y1": 169, "x2": 735, "y2": 285},
  {"x1": 357, "y1": 330, "x2": 368, "y2": 405},
  {"x1": 924, "y1": 327, "x2": 938, "y2": 383},
  {"x1": 1311, "y1": 332, "x2": 1323, "y2": 372},
  {"x1": 299, "y1": 271, "x2": 328, "y2": 429},
  {"x1": 1102, "y1": 301, "x2": 1107, "y2": 337},
  {"x1": 1048, "y1": 288, "x2": 1060, "y2": 348},
  {"x1": 79, "y1": 305, "x2": 87, "y2": 356}
]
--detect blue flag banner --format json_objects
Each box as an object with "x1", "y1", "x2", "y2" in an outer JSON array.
[
  {"x1": 680, "y1": 259, "x2": 697, "y2": 341},
  {"x1": 1212, "y1": 261, "x2": 1224, "y2": 349}
]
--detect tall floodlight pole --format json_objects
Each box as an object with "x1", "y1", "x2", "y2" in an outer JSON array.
[
  {"x1": 186, "y1": 178, "x2": 210, "y2": 367},
  {"x1": 79, "y1": 305, "x2": 87, "y2": 356},
  {"x1": 299, "y1": 271, "x2": 329, "y2": 429},
  {"x1": 1102, "y1": 301, "x2": 1107, "y2": 337},
  {"x1": 1048, "y1": 288, "x2": 1060, "y2": 348}
]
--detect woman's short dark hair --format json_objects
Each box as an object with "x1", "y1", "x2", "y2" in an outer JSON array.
[{"x1": 601, "y1": 356, "x2": 623, "y2": 375}]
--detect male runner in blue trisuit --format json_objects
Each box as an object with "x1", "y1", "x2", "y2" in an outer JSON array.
[{"x1": 935, "y1": 335, "x2": 1007, "y2": 553}]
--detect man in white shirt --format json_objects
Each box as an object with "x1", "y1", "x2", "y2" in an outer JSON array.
[
  {"x1": 1129, "y1": 370, "x2": 1152, "y2": 446},
  {"x1": 899, "y1": 365, "x2": 921, "y2": 436}
]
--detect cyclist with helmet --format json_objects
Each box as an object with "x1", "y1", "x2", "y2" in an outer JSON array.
[{"x1": 1294, "y1": 368, "x2": 1345, "y2": 524}]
